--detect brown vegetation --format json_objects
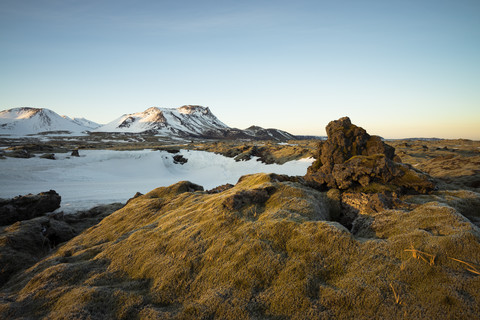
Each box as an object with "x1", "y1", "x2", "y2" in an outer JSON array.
[{"x1": 0, "y1": 172, "x2": 479, "y2": 319}]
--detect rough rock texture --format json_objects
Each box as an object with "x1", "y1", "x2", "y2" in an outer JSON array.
[
  {"x1": 173, "y1": 154, "x2": 188, "y2": 165},
  {"x1": 0, "y1": 202, "x2": 124, "y2": 287},
  {"x1": 0, "y1": 216, "x2": 76, "y2": 286},
  {"x1": 305, "y1": 117, "x2": 435, "y2": 193},
  {"x1": 0, "y1": 190, "x2": 61, "y2": 225}
]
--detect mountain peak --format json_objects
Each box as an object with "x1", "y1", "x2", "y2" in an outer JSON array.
[
  {"x1": 95, "y1": 105, "x2": 226, "y2": 135},
  {"x1": 1, "y1": 105, "x2": 296, "y2": 141},
  {"x1": 144, "y1": 107, "x2": 162, "y2": 114},
  {"x1": 178, "y1": 105, "x2": 210, "y2": 115},
  {"x1": 0, "y1": 107, "x2": 99, "y2": 135},
  {"x1": 0, "y1": 107, "x2": 42, "y2": 120}
]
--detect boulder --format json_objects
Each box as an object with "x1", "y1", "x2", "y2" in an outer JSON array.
[
  {"x1": 305, "y1": 117, "x2": 435, "y2": 194},
  {"x1": 71, "y1": 149, "x2": 80, "y2": 157},
  {"x1": 173, "y1": 154, "x2": 188, "y2": 164},
  {"x1": 40, "y1": 153, "x2": 56, "y2": 160},
  {"x1": 0, "y1": 190, "x2": 61, "y2": 225}
]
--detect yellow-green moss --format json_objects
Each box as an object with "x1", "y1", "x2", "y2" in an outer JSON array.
[{"x1": 1, "y1": 173, "x2": 479, "y2": 319}]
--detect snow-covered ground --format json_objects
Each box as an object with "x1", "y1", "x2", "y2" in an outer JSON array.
[{"x1": 0, "y1": 150, "x2": 313, "y2": 213}]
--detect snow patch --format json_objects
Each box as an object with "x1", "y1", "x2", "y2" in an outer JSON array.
[{"x1": 0, "y1": 150, "x2": 313, "y2": 213}]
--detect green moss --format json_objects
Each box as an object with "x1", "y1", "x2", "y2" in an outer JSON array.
[{"x1": 311, "y1": 159, "x2": 322, "y2": 171}]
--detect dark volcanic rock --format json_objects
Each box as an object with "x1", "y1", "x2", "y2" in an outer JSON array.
[
  {"x1": 305, "y1": 117, "x2": 435, "y2": 194},
  {"x1": 0, "y1": 202, "x2": 123, "y2": 287},
  {"x1": 173, "y1": 154, "x2": 188, "y2": 164},
  {"x1": 40, "y1": 153, "x2": 56, "y2": 160},
  {"x1": 207, "y1": 184, "x2": 235, "y2": 194},
  {"x1": 5, "y1": 149, "x2": 33, "y2": 158},
  {"x1": 0, "y1": 216, "x2": 75, "y2": 286},
  {"x1": 126, "y1": 192, "x2": 144, "y2": 205},
  {"x1": 71, "y1": 149, "x2": 80, "y2": 157},
  {"x1": 0, "y1": 190, "x2": 61, "y2": 225}
]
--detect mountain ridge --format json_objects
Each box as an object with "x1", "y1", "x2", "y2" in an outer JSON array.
[
  {"x1": 0, "y1": 107, "x2": 100, "y2": 135},
  {"x1": 94, "y1": 105, "x2": 229, "y2": 137},
  {"x1": 0, "y1": 106, "x2": 296, "y2": 141}
]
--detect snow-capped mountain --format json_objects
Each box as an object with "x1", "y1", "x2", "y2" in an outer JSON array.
[
  {"x1": 0, "y1": 107, "x2": 100, "y2": 135},
  {"x1": 0, "y1": 105, "x2": 296, "y2": 141},
  {"x1": 94, "y1": 105, "x2": 229, "y2": 136}
]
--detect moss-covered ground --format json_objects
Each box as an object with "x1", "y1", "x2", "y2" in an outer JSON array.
[{"x1": 1, "y1": 171, "x2": 479, "y2": 319}]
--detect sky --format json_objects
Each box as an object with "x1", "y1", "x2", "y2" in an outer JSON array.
[{"x1": 1, "y1": 0, "x2": 479, "y2": 139}]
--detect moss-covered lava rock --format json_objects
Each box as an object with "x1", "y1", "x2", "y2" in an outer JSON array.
[{"x1": 305, "y1": 117, "x2": 435, "y2": 194}]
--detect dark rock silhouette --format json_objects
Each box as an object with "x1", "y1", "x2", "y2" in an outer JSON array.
[
  {"x1": 173, "y1": 154, "x2": 188, "y2": 164},
  {"x1": 0, "y1": 202, "x2": 123, "y2": 286},
  {"x1": 207, "y1": 183, "x2": 234, "y2": 194},
  {"x1": 71, "y1": 149, "x2": 80, "y2": 157},
  {"x1": 40, "y1": 153, "x2": 56, "y2": 160},
  {"x1": 305, "y1": 117, "x2": 435, "y2": 194},
  {"x1": 126, "y1": 192, "x2": 144, "y2": 205},
  {"x1": 5, "y1": 149, "x2": 32, "y2": 158},
  {"x1": 0, "y1": 190, "x2": 61, "y2": 226}
]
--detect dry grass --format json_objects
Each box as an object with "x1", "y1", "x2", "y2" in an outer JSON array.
[
  {"x1": 389, "y1": 283, "x2": 401, "y2": 305},
  {"x1": 404, "y1": 244, "x2": 436, "y2": 266},
  {"x1": 449, "y1": 257, "x2": 480, "y2": 275}
]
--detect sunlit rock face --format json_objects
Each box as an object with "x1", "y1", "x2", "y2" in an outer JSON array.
[{"x1": 305, "y1": 117, "x2": 435, "y2": 194}]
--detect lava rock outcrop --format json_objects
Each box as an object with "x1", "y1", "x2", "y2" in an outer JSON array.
[
  {"x1": 0, "y1": 190, "x2": 61, "y2": 225},
  {"x1": 305, "y1": 117, "x2": 435, "y2": 194}
]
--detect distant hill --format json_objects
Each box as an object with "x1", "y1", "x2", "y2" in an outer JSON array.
[{"x1": 0, "y1": 107, "x2": 100, "y2": 135}]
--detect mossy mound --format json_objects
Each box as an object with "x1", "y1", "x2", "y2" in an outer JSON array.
[{"x1": 0, "y1": 173, "x2": 479, "y2": 319}]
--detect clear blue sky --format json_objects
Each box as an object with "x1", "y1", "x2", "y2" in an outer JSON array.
[{"x1": 1, "y1": 0, "x2": 479, "y2": 139}]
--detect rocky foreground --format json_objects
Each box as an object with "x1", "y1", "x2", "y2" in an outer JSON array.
[{"x1": 0, "y1": 118, "x2": 479, "y2": 319}]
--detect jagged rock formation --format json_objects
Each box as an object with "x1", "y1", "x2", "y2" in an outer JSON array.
[
  {"x1": 71, "y1": 149, "x2": 80, "y2": 157},
  {"x1": 173, "y1": 154, "x2": 188, "y2": 165},
  {"x1": 305, "y1": 117, "x2": 435, "y2": 193},
  {"x1": 0, "y1": 202, "x2": 123, "y2": 287},
  {"x1": 0, "y1": 190, "x2": 61, "y2": 225}
]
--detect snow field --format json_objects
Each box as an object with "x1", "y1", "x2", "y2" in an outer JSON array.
[{"x1": 0, "y1": 150, "x2": 313, "y2": 213}]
